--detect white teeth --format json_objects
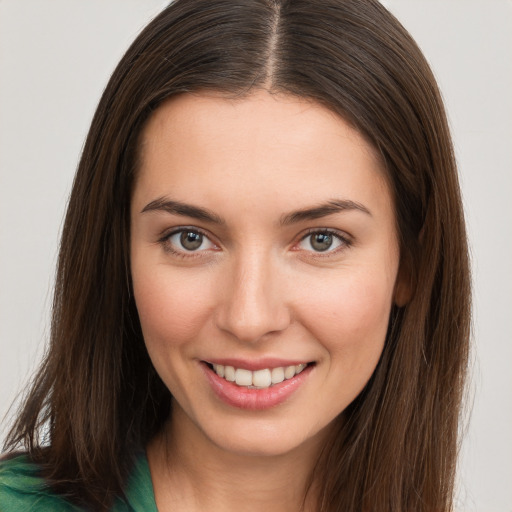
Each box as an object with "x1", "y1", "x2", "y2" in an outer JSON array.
[
  {"x1": 211, "y1": 363, "x2": 309, "y2": 389},
  {"x1": 224, "y1": 365, "x2": 235, "y2": 382},
  {"x1": 252, "y1": 369, "x2": 272, "y2": 388},
  {"x1": 213, "y1": 364, "x2": 225, "y2": 378},
  {"x1": 284, "y1": 365, "x2": 296, "y2": 379},
  {"x1": 296, "y1": 363, "x2": 306, "y2": 374},
  {"x1": 271, "y1": 367, "x2": 285, "y2": 384},
  {"x1": 235, "y1": 368, "x2": 252, "y2": 386}
]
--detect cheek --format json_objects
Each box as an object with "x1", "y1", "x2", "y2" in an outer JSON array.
[
  {"x1": 298, "y1": 269, "x2": 394, "y2": 360},
  {"x1": 132, "y1": 266, "x2": 214, "y2": 348}
]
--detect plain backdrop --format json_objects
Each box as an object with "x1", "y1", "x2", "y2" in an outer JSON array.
[{"x1": 1, "y1": 1, "x2": 511, "y2": 510}]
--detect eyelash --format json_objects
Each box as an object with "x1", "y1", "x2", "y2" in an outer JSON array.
[
  {"x1": 157, "y1": 227, "x2": 352, "y2": 258},
  {"x1": 158, "y1": 226, "x2": 217, "y2": 259},
  {"x1": 296, "y1": 228, "x2": 352, "y2": 257}
]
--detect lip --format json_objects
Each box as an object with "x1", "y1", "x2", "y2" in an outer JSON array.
[
  {"x1": 204, "y1": 357, "x2": 311, "y2": 371},
  {"x1": 201, "y1": 361, "x2": 314, "y2": 410}
]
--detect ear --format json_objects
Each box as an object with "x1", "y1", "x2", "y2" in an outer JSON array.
[{"x1": 394, "y1": 256, "x2": 413, "y2": 307}]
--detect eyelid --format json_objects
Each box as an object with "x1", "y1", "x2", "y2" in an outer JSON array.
[
  {"x1": 293, "y1": 227, "x2": 353, "y2": 255},
  {"x1": 158, "y1": 225, "x2": 220, "y2": 256},
  {"x1": 156, "y1": 225, "x2": 352, "y2": 258}
]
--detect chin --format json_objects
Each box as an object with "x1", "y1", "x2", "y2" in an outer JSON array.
[{"x1": 190, "y1": 411, "x2": 333, "y2": 460}]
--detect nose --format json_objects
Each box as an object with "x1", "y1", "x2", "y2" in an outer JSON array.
[{"x1": 214, "y1": 250, "x2": 291, "y2": 343}]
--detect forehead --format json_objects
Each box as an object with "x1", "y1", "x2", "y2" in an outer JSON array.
[
  {"x1": 134, "y1": 90, "x2": 391, "y2": 218},
  {"x1": 140, "y1": 90, "x2": 379, "y2": 164}
]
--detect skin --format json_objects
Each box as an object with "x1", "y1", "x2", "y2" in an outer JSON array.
[{"x1": 130, "y1": 90, "x2": 406, "y2": 511}]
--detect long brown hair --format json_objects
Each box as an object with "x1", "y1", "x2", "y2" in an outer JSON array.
[{"x1": 4, "y1": 1, "x2": 471, "y2": 510}]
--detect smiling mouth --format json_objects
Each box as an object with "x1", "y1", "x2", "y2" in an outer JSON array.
[{"x1": 204, "y1": 362, "x2": 313, "y2": 389}]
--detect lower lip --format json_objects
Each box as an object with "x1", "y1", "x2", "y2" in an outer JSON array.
[{"x1": 202, "y1": 363, "x2": 313, "y2": 410}]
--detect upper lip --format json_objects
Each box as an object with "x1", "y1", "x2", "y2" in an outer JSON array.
[{"x1": 202, "y1": 358, "x2": 312, "y2": 371}]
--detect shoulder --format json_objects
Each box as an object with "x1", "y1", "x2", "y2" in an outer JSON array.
[
  {"x1": 0, "y1": 453, "x2": 81, "y2": 511},
  {"x1": 0, "y1": 451, "x2": 156, "y2": 512}
]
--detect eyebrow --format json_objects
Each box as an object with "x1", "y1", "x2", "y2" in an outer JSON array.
[
  {"x1": 141, "y1": 197, "x2": 371, "y2": 225},
  {"x1": 141, "y1": 197, "x2": 225, "y2": 225},
  {"x1": 279, "y1": 199, "x2": 371, "y2": 225}
]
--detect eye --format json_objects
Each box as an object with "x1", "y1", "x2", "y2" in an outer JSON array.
[
  {"x1": 164, "y1": 228, "x2": 216, "y2": 253},
  {"x1": 297, "y1": 230, "x2": 349, "y2": 253}
]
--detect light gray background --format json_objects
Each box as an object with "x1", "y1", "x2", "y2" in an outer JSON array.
[{"x1": 1, "y1": 1, "x2": 511, "y2": 510}]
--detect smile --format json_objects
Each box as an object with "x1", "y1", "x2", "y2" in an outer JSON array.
[
  {"x1": 202, "y1": 361, "x2": 314, "y2": 410},
  {"x1": 209, "y1": 363, "x2": 308, "y2": 389}
]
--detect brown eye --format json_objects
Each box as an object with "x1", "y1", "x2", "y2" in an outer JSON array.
[
  {"x1": 166, "y1": 229, "x2": 215, "y2": 253},
  {"x1": 180, "y1": 231, "x2": 203, "y2": 250},
  {"x1": 309, "y1": 233, "x2": 333, "y2": 252},
  {"x1": 297, "y1": 230, "x2": 347, "y2": 254}
]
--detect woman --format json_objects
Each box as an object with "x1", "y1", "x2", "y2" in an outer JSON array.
[{"x1": 0, "y1": 0, "x2": 471, "y2": 511}]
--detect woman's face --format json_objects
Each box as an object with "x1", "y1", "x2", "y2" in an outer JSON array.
[{"x1": 131, "y1": 90, "x2": 404, "y2": 457}]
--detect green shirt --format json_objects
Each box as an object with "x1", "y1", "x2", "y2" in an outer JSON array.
[{"x1": 0, "y1": 452, "x2": 158, "y2": 511}]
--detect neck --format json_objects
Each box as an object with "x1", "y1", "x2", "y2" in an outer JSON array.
[{"x1": 147, "y1": 404, "x2": 326, "y2": 512}]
